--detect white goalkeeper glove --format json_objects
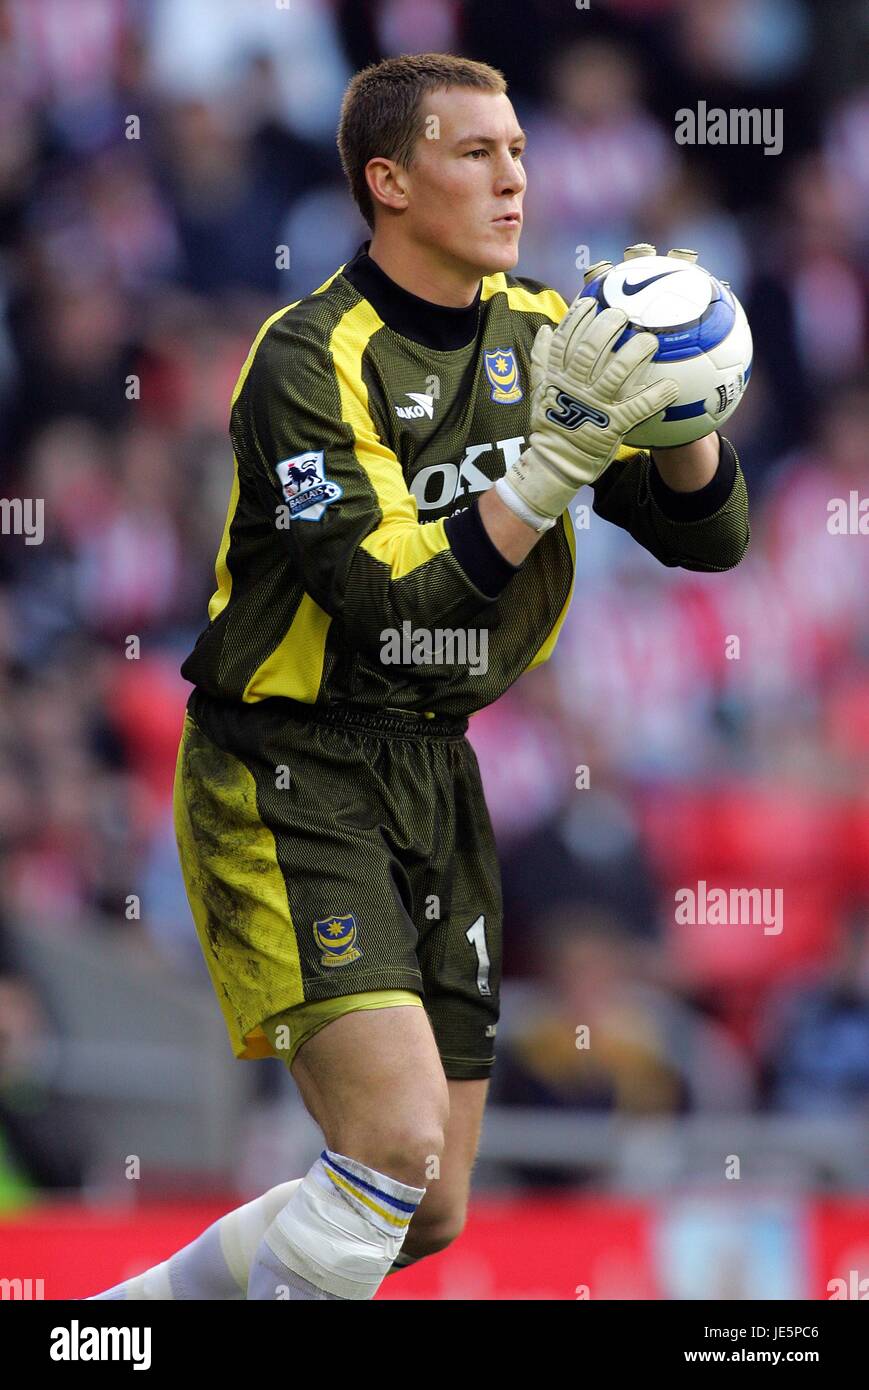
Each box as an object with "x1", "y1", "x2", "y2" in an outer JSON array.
[{"x1": 496, "y1": 295, "x2": 680, "y2": 531}]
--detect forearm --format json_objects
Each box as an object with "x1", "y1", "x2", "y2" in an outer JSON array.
[
  {"x1": 478, "y1": 434, "x2": 731, "y2": 570},
  {"x1": 477, "y1": 485, "x2": 543, "y2": 565},
  {"x1": 592, "y1": 433, "x2": 750, "y2": 572},
  {"x1": 650, "y1": 431, "x2": 720, "y2": 492},
  {"x1": 475, "y1": 436, "x2": 725, "y2": 567}
]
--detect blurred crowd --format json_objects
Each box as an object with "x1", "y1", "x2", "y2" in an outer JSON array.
[{"x1": 0, "y1": 0, "x2": 867, "y2": 1193}]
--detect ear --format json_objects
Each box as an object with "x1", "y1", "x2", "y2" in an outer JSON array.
[{"x1": 365, "y1": 157, "x2": 409, "y2": 216}]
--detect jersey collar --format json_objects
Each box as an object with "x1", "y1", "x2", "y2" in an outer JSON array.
[{"x1": 341, "y1": 242, "x2": 481, "y2": 351}]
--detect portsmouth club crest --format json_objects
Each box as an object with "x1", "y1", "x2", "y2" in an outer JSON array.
[
  {"x1": 314, "y1": 913, "x2": 362, "y2": 968},
  {"x1": 275, "y1": 450, "x2": 342, "y2": 521},
  {"x1": 483, "y1": 347, "x2": 523, "y2": 404}
]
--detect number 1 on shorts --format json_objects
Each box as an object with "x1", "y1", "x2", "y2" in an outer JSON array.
[{"x1": 465, "y1": 915, "x2": 491, "y2": 997}]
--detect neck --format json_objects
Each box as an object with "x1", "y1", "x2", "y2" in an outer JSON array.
[{"x1": 367, "y1": 229, "x2": 481, "y2": 308}]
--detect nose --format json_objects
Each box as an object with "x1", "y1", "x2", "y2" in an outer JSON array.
[{"x1": 494, "y1": 150, "x2": 525, "y2": 196}]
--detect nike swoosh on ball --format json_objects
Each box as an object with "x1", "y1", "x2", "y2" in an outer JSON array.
[{"x1": 622, "y1": 272, "x2": 680, "y2": 295}]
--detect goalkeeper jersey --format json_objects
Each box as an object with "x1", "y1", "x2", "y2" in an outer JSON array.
[{"x1": 181, "y1": 243, "x2": 750, "y2": 719}]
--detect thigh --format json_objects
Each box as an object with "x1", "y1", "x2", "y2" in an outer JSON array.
[
  {"x1": 286, "y1": 1000, "x2": 450, "y2": 1164},
  {"x1": 175, "y1": 699, "x2": 426, "y2": 1061}
]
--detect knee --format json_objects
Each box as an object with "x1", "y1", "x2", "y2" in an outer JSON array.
[
  {"x1": 375, "y1": 1124, "x2": 447, "y2": 1188},
  {"x1": 333, "y1": 1092, "x2": 449, "y2": 1189}
]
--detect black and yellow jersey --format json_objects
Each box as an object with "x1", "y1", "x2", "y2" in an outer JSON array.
[{"x1": 181, "y1": 244, "x2": 749, "y2": 719}]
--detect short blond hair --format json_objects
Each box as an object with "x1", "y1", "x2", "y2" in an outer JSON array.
[{"x1": 337, "y1": 52, "x2": 508, "y2": 228}]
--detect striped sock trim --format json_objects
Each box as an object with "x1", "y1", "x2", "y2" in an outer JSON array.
[
  {"x1": 321, "y1": 1151, "x2": 419, "y2": 1213},
  {"x1": 320, "y1": 1150, "x2": 425, "y2": 1238}
]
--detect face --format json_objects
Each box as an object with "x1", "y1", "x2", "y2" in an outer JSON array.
[{"x1": 373, "y1": 88, "x2": 527, "y2": 278}]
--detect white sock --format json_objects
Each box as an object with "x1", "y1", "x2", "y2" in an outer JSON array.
[
  {"x1": 247, "y1": 1149, "x2": 426, "y2": 1301},
  {"x1": 87, "y1": 1180, "x2": 302, "y2": 1300}
]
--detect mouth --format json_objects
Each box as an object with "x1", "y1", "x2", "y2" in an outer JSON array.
[{"x1": 493, "y1": 212, "x2": 522, "y2": 226}]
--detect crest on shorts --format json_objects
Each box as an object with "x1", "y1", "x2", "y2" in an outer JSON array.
[
  {"x1": 275, "y1": 450, "x2": 342, "y2": 521},
  {"x1": 483, "y1": 347, "x2": 523, "y2": 403},
  {"x1": 314, "y1": 913, "x2": 362, "y2": 968}
]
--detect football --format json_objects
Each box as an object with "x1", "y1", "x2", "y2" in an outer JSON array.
[{"x1": 580, "y1": 245, "x2": 753, "y2": 448}]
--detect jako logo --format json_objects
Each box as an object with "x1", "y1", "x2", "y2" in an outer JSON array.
[
  {"x1": 395, "y1": 393, "x2": 435, "y2": 420},
  {"x1": 411, "y1": 436, "x2": 525, "y2": 511},
  {"x1": 50, "y1": 1321, "x2": 152, "y2": 1371}
]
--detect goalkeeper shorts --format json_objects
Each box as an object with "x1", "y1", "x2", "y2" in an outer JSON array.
[{"x1": 173, "y1": 688, "x2": 502, "y2": 1081}]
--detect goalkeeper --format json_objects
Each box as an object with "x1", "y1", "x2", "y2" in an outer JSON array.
[{"x1": 90, "y1": 53, "x2": 748, "y2": 1302}]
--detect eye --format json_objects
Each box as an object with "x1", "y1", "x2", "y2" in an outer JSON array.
[
  {"x1": 465, "y1": 148, "x2": 488, "y2": 159},
  {"x1": 511, "y1": 147, "x2": 525, "y2": 160}
]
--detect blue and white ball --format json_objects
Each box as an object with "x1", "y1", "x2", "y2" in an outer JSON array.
[{"x1": 581, "y1": 251, "x2": 753, "y2": 448}]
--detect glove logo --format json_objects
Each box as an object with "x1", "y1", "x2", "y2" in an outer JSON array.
[
  {"x1": 483, "y1": 348, "x2": 523, "y2": 404},
  {"x1": 545, "y1": 392, "x2": 610, "y2": 432}
]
